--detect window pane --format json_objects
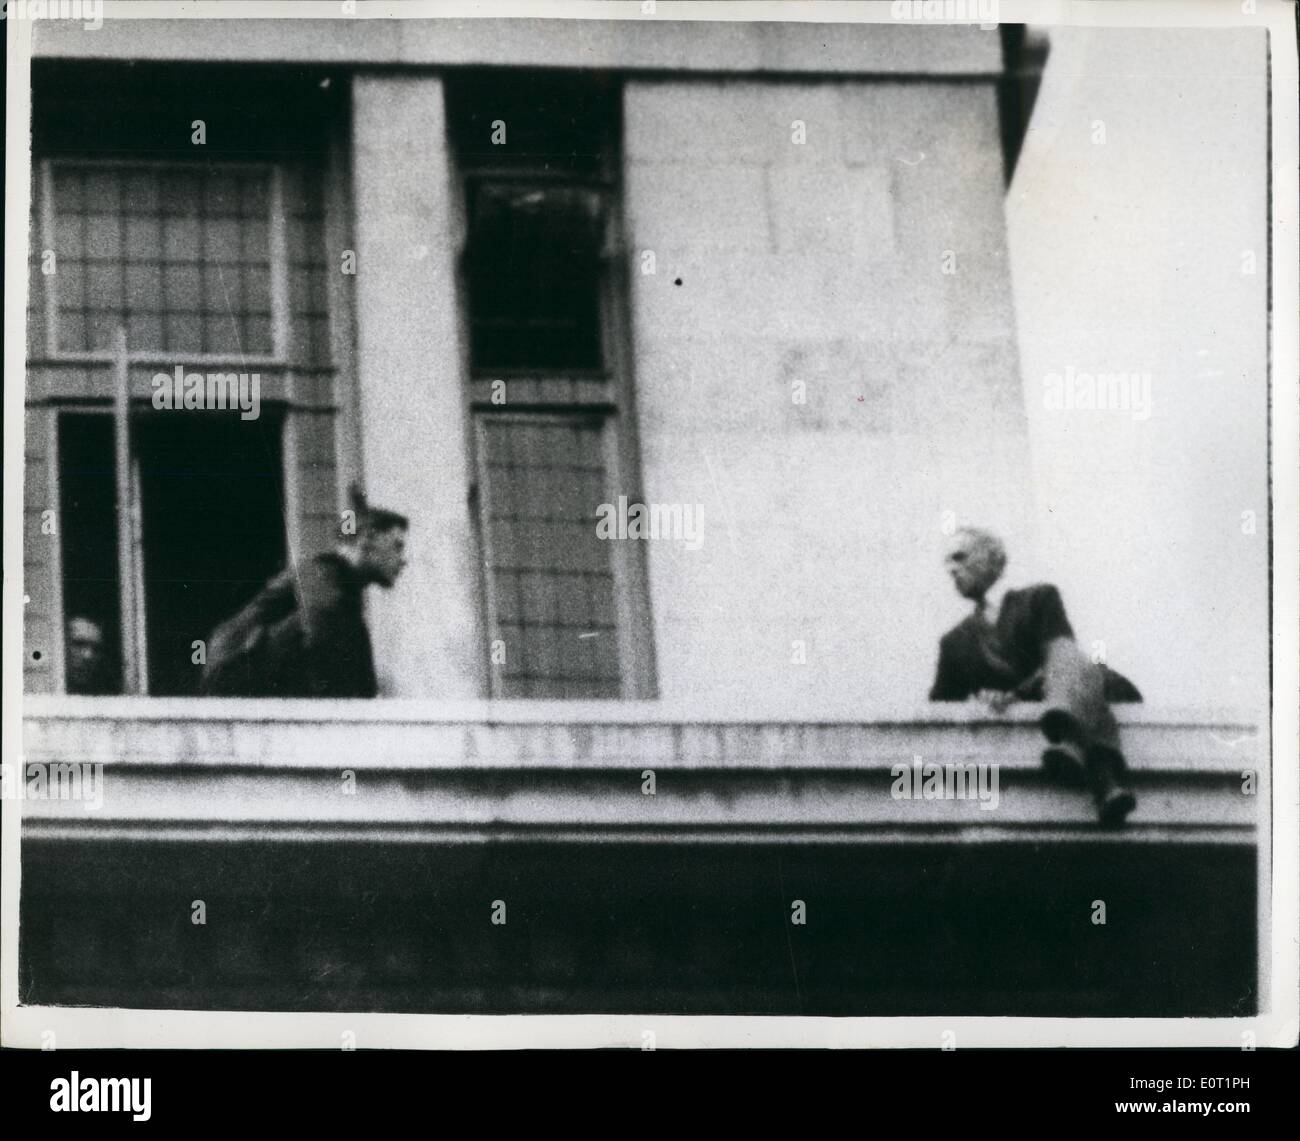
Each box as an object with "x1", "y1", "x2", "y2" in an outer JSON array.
[
  {"x1": 480, "y1": 415, "x2": 621, "y2": 698},
  {"x1": 203, "y1": 316, "x2": 242, "y2": 355},
  {"x1": 53, "y1": 169, "x2": 83, "y2": 214},
  {"x1": 128, "y1": 314, "x2": 163, "y2": 348},
  {"x1": 84, "y1": 215, "x2": 122, "y2": 260},
  {"x1": 246, "y1": 315, "x2": 274, "y2": 355},
  {"x1": 86, "y1": 264, "x2": 123, "y2": 310},
  {"x1": 465, "y1": 182, "x2": 605, "y2": 372},
  {"x1": 59, "y1": 312, "x2": 87, "y2": 351},
  {"x1": 163, "y1": 264, "x2": 201, "y2": 310},
  {"x1": 123, "y1": 171, "x2": 159, "y2": 214},
  {"x1": 54, "y1": 213, "x2": 86, "y2": 260},
  {"x1": 87, "y1": 310, "x2": 117, "y2": 350},
  {"x1": 48, "y1": 163, "x2": 302, "y2": 358},
  {"x1": 165, "y1": 313, "x2": 202, "y2": 353},
  {"x1": 125, "y1": 217, "x2": 162, "y2": 260},
  {"x1": 164, "y1": 216, "x2": 201, "y2": 260},
  {"x1": 203, "y1": 264, "x2": 239, "y2": 312},
  {"x1": 125, "y1": 264, "x2": 162, "y2": 309},
  {"x1": 205, "y1": 218, "x2": 242, "y2": 262},
  {"x1": 58, "y1": 260, "x2": 86, "y2": 308}
]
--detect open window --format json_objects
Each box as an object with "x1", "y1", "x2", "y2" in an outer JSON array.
[
  {"x1": 26, "y1": 63, "x2": 350, "y2": 697},
  {"x1": 55, "y1": 409, "x2": 287, "y2": 697}
]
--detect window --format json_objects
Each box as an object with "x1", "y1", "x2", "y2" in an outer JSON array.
[
  {"x1": 47, "y1": 163, "x2": 277, "y2": 358},
  {"x1": 56, "y1": 414, "x2": 123, "y2": 695},
  {"x1": 26, "y1": 64, "x2": 348, "y2": 697},
  {"x1": 464, "y1": 182, "x2": 605, "y2": 371},
  {"x1": 477, "y1": 415, "x2": 622, "y2": 696},
  {"x1": 448, "y1": 71, "x2": 654, "y2": 699}
]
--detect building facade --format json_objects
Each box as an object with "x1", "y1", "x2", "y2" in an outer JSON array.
[{"x1": 18, "y1": 15, "x2": 1262, "y2": 1018}]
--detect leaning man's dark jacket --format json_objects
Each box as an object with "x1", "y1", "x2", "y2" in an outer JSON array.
[
  {"x1": 203, "y1": 552, "x2": 378, "y2": 698},
  {"x1": 266, "y1": 552, "x2": 377, "y2": 698},
  {"x1": 929, "y1": 584, "x2": 1140, "y2": 706}
]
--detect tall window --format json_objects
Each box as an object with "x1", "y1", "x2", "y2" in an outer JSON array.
[
  {"x1": 26, "y1": 64, "x2": 345, "y2": 697},
  {"x1": 448, "y1": 71, "x2": 654, "y2": 699}
]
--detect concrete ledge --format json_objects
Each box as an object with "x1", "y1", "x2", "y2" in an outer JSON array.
[
  {"x1": 21, "y1": 697, "x2": 1265, "y2": 772},
  {"x1": 32, "y1": 14, "x2": 1005, "y2": 75},
  {"x1": 18, "y1": 703, "x2": 1263, "y2": 844}
]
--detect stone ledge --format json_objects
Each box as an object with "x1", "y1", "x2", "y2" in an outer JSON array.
[
  {"x1": 16, "y1": 706, "x2": 1262, "y2": 843},
  {"x1": 32, "y1": 18, "x2": 1005, "y2": 76},
  {"x1": 21, "y1": 699, "x2": 1265, "y2": 774}
]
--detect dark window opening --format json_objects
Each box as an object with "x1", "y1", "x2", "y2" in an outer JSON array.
[
  {"x1": 58, "y1": 413, "x2": 122, "y2": 695},
  {"x1": 448, "y1": 70, "x2": 618, "y2": 376},
  {"x1": 134, "y1": 411, "x2": 287, "y2": 696},
  {"x1": 464, "y1": 182, "x2": 606, "y2": 371}
]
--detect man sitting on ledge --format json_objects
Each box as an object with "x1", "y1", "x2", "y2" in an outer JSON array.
[{"x1": 929, "y1": 527, "x2": 1141, "y2": 827}]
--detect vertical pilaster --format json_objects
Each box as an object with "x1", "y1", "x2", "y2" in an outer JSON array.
[{"x1": 351, "y1": 75, "x2": 484, "y2": 698}]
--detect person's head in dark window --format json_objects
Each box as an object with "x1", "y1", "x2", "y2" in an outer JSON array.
[
  {"x1": 944, "y1": 527, "x2": 1007, "y2": 602},
  {"x1": 341, "y1": 484, "x2": 408, "y2": 588},
  {"x1": 65, "y1": 615, "x2": 116, "y2": 695}
]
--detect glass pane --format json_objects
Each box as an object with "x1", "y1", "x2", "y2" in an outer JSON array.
[
  {"x1": 480, "y1": 415, "x2": 621, "y2": 699},
  {"x1": 86, "y1": 264, "x2": 123, "y2": 311},
  {"x1": 466, "y1": 182, "x2": 605, "y2": 372},
  {"x1": 47, "y1": 163, "x2": 319, "y2": 359},
  {"x1": 84, "y1": 215, "x2": 122, "y2": 260}
]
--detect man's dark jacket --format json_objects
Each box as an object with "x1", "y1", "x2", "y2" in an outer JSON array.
[
  {"x1": 930, "y1": 584, "x2": 1140, "y2": 752},
  {"x1": 202, "y1": 552, "x2": 377, "y2": 698}
]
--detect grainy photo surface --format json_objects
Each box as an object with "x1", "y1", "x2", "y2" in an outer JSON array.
[{"x1": 2, "y1": 0, "x2": 1296, "y2": 1054}]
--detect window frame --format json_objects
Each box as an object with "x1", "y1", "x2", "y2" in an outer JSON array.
[
  {"x1": 459, "y1": 169, "x2": 617, "y2": 381},
  {"x1": 451, "y1": 74, "x2": 657, "y2": 701},
  {"x1": 473, "y1": 408, "x2": 642, "y2": 700},
  {"x1": 37, "y1": 156, "x2": 291, "y2": 369},
  {"x1": 31, "y1": 146, "x2": 351, "y2": 698}
]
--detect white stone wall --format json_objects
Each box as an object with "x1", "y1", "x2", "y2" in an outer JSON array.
[
  {"x1": 623, "y1": 79, "x2": 1033, "y2": 715},
  {"x1": 1007, "y1": 28, "x2": 1269, "y2": 715}
]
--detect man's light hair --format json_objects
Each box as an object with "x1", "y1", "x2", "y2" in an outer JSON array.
[{"x1": 955, "y1": 526, "x2": 1007, "y2": 575}]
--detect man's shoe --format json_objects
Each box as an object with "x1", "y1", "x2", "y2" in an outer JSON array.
[
  {"x1": 1087, "y1": 747, "x2": 1137, "y2": 827},
  {"x1": 1098, "y1": 786, "x2": 1137, "y2": 828},
  {"x1": 1041, "y1": 741, "x2": 1088, "y2": 788}
]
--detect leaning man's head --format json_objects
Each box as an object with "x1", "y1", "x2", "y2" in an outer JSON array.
[
  {"x1": 358, "y1": 507, "x2": 409, "y2": 588},
  {"x1": 944, "y1": 527, "x2": 1006, "y2": 600}
]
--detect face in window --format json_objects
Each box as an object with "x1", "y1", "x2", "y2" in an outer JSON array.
[
  {"x1": 944, "y1": 531, "x2": 1005, "y2": 601},
  {"x1": 66, "y1": 616, "x2": 113, "y2": 695},
  {"x1": 361, "y1": 525, "x2": 408, "y2": 589}
]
